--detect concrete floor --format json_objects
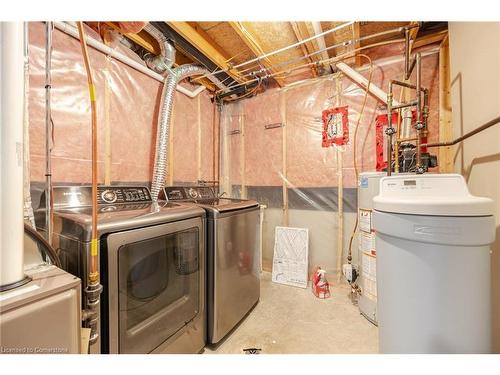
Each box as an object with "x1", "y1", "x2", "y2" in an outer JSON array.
[{"x1": 205, "y1": 271, "x2": 379, "y2": 354}]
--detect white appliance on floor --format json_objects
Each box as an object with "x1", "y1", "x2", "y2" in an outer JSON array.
[{"x1": 373, "y1": 173, "x2": 495, "y2": 353}]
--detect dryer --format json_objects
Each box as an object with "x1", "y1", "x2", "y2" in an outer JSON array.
[{"x1": 35, "y1": 185, "x2": 206, "y2": 354}]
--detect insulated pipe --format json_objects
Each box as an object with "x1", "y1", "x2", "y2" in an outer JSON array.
[
  {"x1": 52, "y1": 22, "x2": 213, "y2": 98},
  {"x1": 151, "y1": 64, "x2": 214, "y2": 201},
  {"x1": 0, "y1": 22, "x2": 29, "y2": 289},
  {"x1": 335, "y1": 62, "x2": 401, "y2": 106}
]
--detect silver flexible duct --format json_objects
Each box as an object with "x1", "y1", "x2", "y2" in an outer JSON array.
[
  {"x1": 143, "y1": 23, "x2": 228, "y2": 201},
  {"x1": 151, "y1": 64, "x2": 212, "y2": 201},
  {"x1": 143, "y1": 23, "x2": 176, "y2": 74}
]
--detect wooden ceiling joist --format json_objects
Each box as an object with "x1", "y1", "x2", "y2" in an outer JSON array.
[
  {"x1": 105, "y1": 22, "x2": 216, "y2": 91},
  {"x1": 413, "y1": 30, "x2": 448, "y2": 50},
  {"x1": 290, "y1": 22, "x2": 323, "y2": 76},
  {"x1": 167, "y1": 21, "x2": 247, "y2": 84},
  {"x1": 351, "y1": 22, "x2": 361, "y2": 66},
  {"x1": 228, "y1": 21, "x2": 287, "y2": 87},
  {"x1": 105, "y1": 22, "x2": 161, "y2": 55}
]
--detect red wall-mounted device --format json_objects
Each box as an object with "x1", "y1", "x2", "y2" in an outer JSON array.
[{"x1": 322, "y1": 106, "x2": 349, "y2": 147}]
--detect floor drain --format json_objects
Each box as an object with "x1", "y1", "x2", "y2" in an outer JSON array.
[{"x1": 243, "y1": 347, "x2": 262, "y2": 354}]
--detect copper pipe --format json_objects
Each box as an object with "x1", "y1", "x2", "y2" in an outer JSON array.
[
  {"x1": 404, "y1": 27, "x2": 417, "y2": 80},
  {"x1": 216, "y1": 101, "x2": 222, "y2": 194},
  {"x1": 397, "y1": 137, "x2": 418, "y2": 143},
  {"x1": 415, "y1": 53, "x2": 423, "y2": 172},
  {"x1": 422, "y1": 88, "x2": 429, "y2": 131},
  {"x1": 217, "y1": 38, "x2": 406, "y2": 95},
  {"x1": 394, "y1": 109, "x2": 401, "y2": 173},
  {"x1": 77, "y1": 22, "x2": 99, "y2": 285},
  {"x1": 386, "y1": 90, "x2": 393, "y2": 176},
  {"x1": 404, "y1": 28, "x2": 410, "y2": 79},
  {"x1": 391, "y1": 100, "x2": 418, "y2": 111},
  {"x1": 44, "y1": 22, "x2": 53, "y2": 246},
  {"x1": 391, "y1": 79, "x2": 428, "y2": 92},
  {"x1": 423, "y1": 115, "x2": 500, "y2": 148},
  {"x1": 212, "y1": 98, "x2": 216, "y2": 191}
]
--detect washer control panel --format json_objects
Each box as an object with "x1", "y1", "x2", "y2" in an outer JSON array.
[
  {"x1": 163, "y1": 186, "x2": 215, "y2": 201},
  {"x1": 97, "y1": 186, "x2": 151, "y2": 204}
]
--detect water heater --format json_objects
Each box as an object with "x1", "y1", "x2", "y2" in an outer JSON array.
[{"x1": 357, "y1": 171, "x2": 385, "y2": 325}]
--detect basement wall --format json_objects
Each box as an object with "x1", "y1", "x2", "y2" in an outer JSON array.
[
  {"x1": 449, "y1": 22, "x2": 500, "y2": 353},
  {"x1": 221, "y1": 42, "x2": 440, "y2": 276},
  {"x1": 27, "y1": 22, "x2": 218, "y2": 208}
]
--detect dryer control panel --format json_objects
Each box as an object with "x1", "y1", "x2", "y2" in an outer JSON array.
[
  {"x1": 163, "y1": 186, "x2": 215, "y2": 201},
  {"x1": 97, "y1": 186, "x2": 151, "y2": 205},
  {"x1": 49, "y1": 186, "x2": 152, "y2": 208}
]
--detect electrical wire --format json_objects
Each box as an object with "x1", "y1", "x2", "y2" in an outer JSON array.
[
  {"x1": 216, "y1": 38, "x2": 404, "y2": 95},
  {"x1": 234, "y1": 25, "x2": 407, "y2": 82},
  {"x1": 222, "y1": 77, "x2": 262, "y2": 103},
  {"x1": 197, "y1": 21, "x2": 354, "y2": 81}
]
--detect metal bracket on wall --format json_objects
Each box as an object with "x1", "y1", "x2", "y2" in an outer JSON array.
[{"x1": 264, "y1": 122, "x2": 284, "y2": 130}]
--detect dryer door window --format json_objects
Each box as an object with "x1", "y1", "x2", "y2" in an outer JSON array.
[{"x1": 116, "y1": 227, "x2": 200, "y2": 353}]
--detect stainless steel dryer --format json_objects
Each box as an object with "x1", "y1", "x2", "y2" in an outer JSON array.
[
  {"x1": 161, "y1": 186, "x2": 260, "y2": 344},
  {"x1": 35, "y1": 186, "x2": 206, "y2": 354}
]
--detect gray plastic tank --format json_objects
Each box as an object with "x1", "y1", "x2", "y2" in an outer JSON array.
[{"x1": 373, "y1": 174, "x2": 495, "y2": 353}]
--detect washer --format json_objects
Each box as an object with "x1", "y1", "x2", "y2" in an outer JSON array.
[
  {"x1": 35, "y1": 185, "x2": 206, "y2": 354},
  {"x1": 161, "y1": 186, "x2": 260, "y2": 344}
]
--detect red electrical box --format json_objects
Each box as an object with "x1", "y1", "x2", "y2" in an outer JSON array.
[
  {"x1": 322, "y1": 106, "x2": 349, "y2": 147},
  {"x1": 375, "y1": 112, "x2": 398, "y2": 171}
]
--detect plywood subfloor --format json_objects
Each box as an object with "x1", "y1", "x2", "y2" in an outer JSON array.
[{"x1": 205, "y1": 271, "x2": 379, "y2": 354}]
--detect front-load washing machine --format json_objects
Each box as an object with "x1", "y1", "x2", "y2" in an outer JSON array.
[{"x1": 35, "y1": 185, "x2": 206, "y2": 354}]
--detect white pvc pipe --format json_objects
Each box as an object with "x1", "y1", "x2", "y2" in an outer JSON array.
[
  {"x1": 53, "y1": 22, "x2": 207, "y2": 98},
  {"x1": 1, "y1": 22, "x2": 26, "y2": 287},
  {"x1": 336, "y1": 62, "x2": 401, "y2": 106}
]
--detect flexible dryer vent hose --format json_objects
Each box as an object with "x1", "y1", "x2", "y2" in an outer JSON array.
[{"x1": 151, "y1": 64, "x2": 213, "y2": 201}]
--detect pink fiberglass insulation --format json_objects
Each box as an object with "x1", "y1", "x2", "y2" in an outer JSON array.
[
  {"x1": 28, "y1": 22, "x2": 216, "y2": 186},
  {"x1": 221, "y1": 42, "x2": 440, "y2": 192}
]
